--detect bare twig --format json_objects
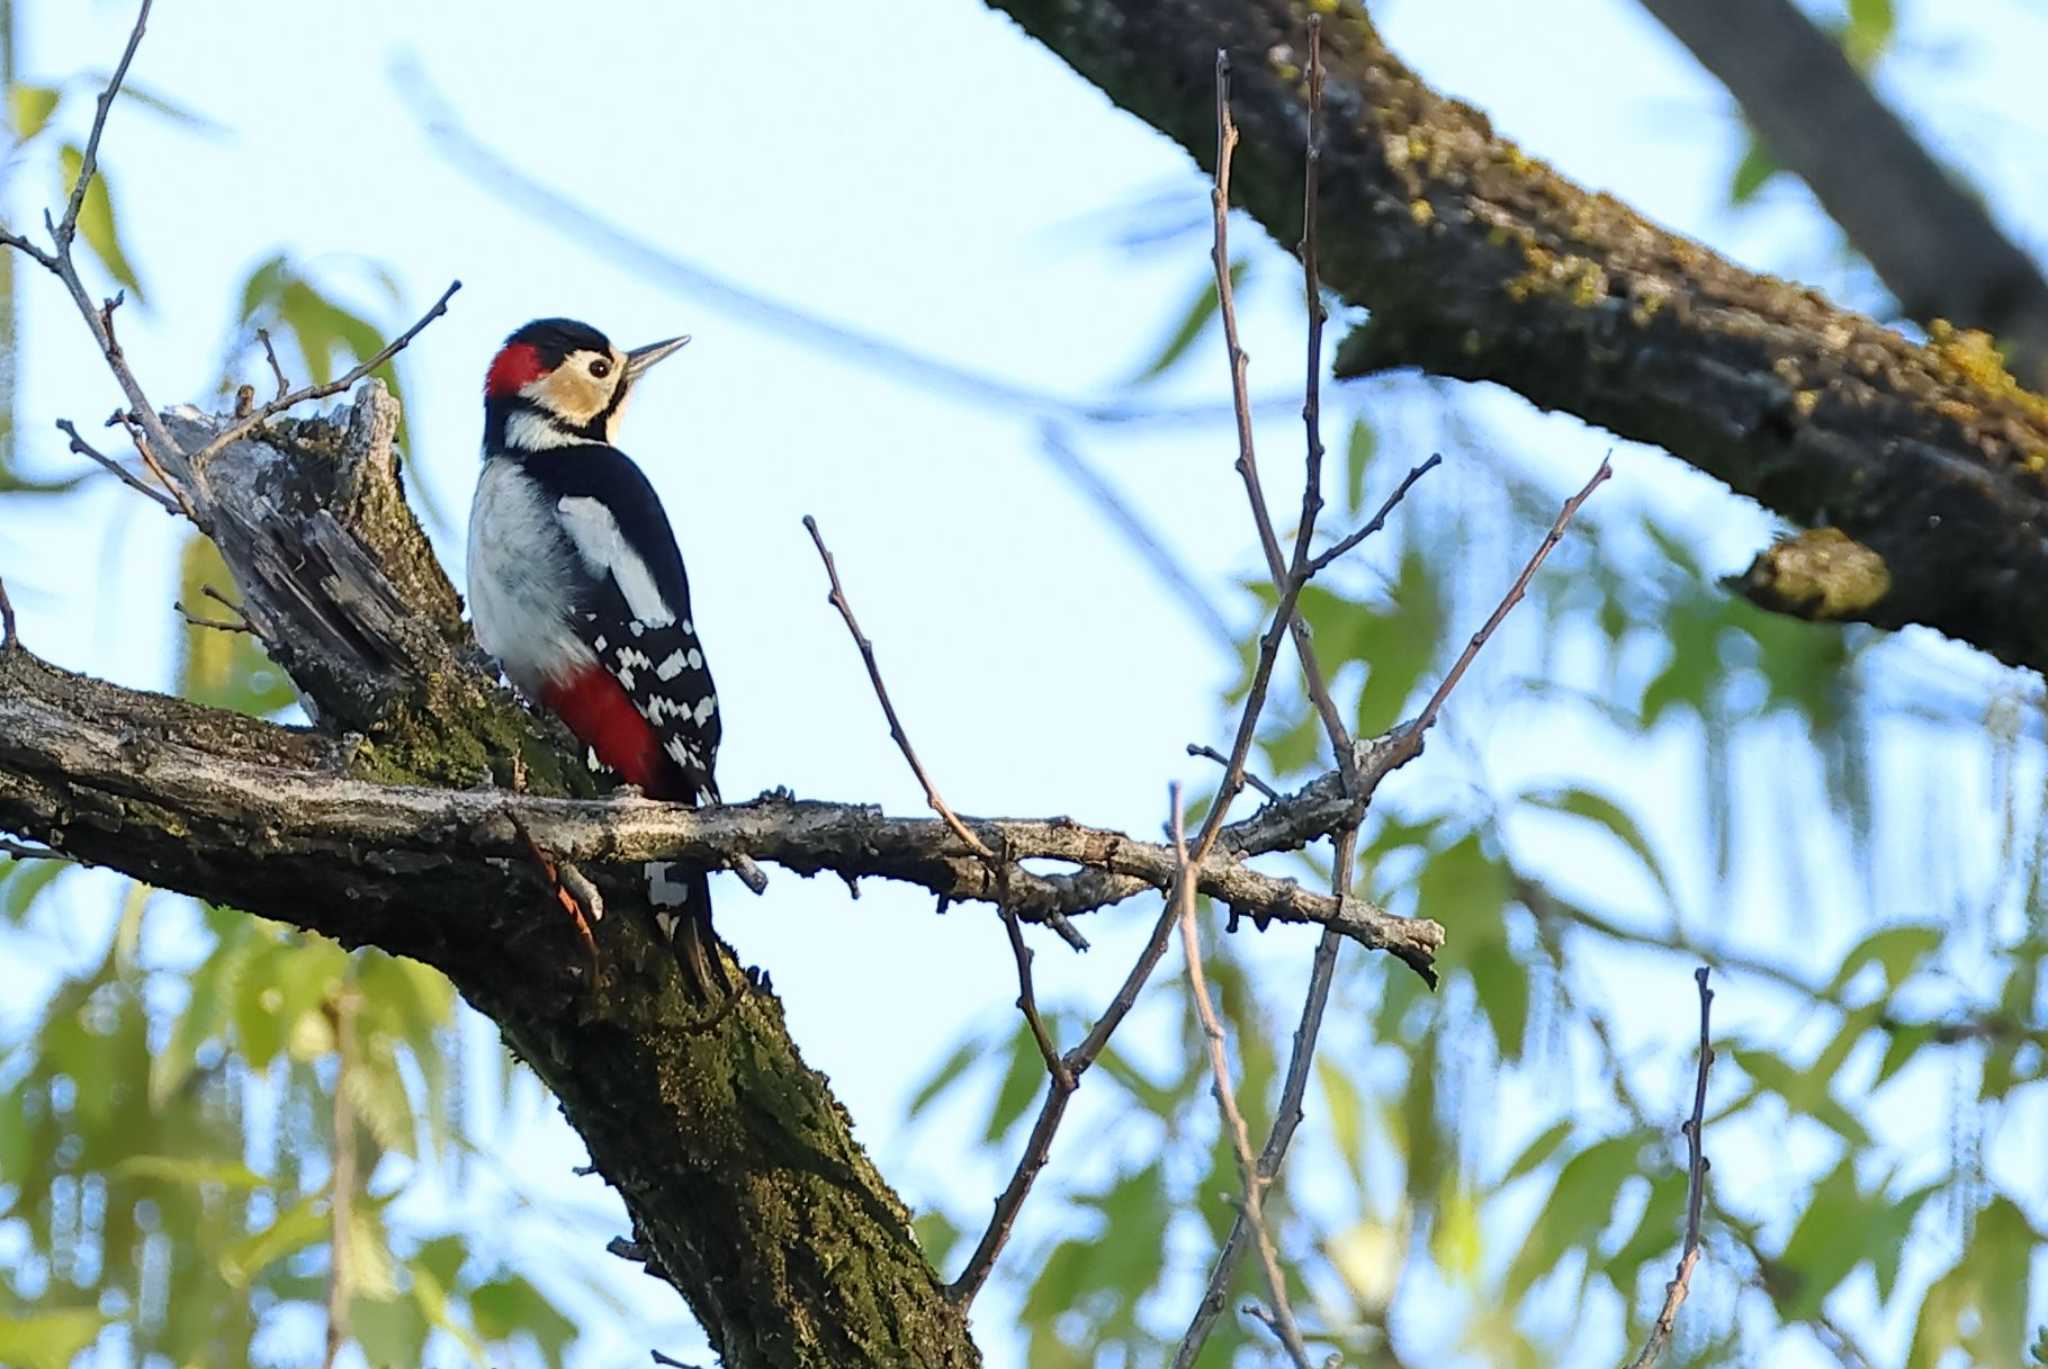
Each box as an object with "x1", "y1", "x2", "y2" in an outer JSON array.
[
  {"x1": 1172, "y1": 787, "x2": 1314, "y2": 1369},
  {"x1": 807, "y1": 512, "x2": 1098, "y2": 1293},
  {"x1": 1187, "y1": 742, "x2": 1278, "y2": 801},
  {"x1": 1409, "y1": 456, "x2": 1613, "y2": 740},
  {"x1": 55, "y1": 417, "x2": 177, "y2": 513},
  {"x1": 257, "y1": 327, "x2": 290, "y2": 400},
  {"x1": 56, "y1": 0, "x2": 152, "y2": 249},
  {"x1": 0, "y1": 838, "x2": 67, "y2": 861},
  {"x1": 953, "y1": 43, "x2": 1375, "y2": 1304},
  {"x1": 0, "y1": 576, "x2": 16, "y2": 652},
  {"x1": 175, "y1": 602, "x2": 255, "y2": 635},
  {"x1": 1623, "y1": 966, "x2": 1716, "y2": 1369},
  {"x1": 99, "y1": 292, "x2": 126, "y2": 359},
  {"x1": 1179, "y1": 25, "x2": 1375, "y2": 1359},
  {"x1": 804, "y1": 514, "x2": 996, "y2": 861},
  {"x1": 1001, "y1": 899, "x2": 1071, "y2": 1089},
  {"x1": 110, "y1": 409, "x2": 201, "y2": 523},
  {"x1": 1306, "y1": 452, "x2": 1444, "y2": 575},
  {"x1": 189, "y1": 280, "x2": 461, "y2": 471}
]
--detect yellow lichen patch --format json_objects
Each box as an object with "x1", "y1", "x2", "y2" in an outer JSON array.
[
  {"x1": 1410, "y1": 198, "x2": 1435, "y2": 227},
  {"x1": 1921, "y1": 319, "x2": 2048, "y2": 467},
  {"x1": 1505, "y1": 244, "x2": 1607, "y2": 308},
  {"x1": 1627, "y1": 279, "x2": 1672, "y2": 327},
  {"x1": 1737, "y1": 528, "x2": 1891, "y2": 621}
]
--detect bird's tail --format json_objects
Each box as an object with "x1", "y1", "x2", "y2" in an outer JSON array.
[{"x1": 646, "y1": 861, "x2": 730, "y2": 999}]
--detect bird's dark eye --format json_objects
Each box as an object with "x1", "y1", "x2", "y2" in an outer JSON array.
[{"x1": 588, "y1": 357, "x2": 613, "y2": 379}]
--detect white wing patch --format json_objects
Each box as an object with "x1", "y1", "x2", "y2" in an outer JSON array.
[{"x1": 554, "y1": 496, "x2": 676, "y2": 628}]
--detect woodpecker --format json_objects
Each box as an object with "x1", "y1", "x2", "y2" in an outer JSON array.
[{"x1": 465, "y1": 318, "x2": 725, "y2": 992}]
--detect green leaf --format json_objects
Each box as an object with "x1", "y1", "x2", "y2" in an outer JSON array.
[
  {"x1": 219, "y1": 1194, "x2": 327, "y2": 1288},
  {"x1": 914, "y1": 1210, "x2": 961, "y2": 1272},
  {"x1": 11, "y1": 84, "x2": 60, "y2": 142},
  {"x1": 150, "y1": 947, "x2": 238, "y2": 1107},
  {"x1": 1467, "y1": 935, "x2": 1530, "y2": 1062},
  {"x1": 983, "y1": 1019, "x2": 1045, "y2": 1144},
  {"x1": 1909, "y1": 1197, "x2": 2032, "y2": 1368},
  {"x1": 1416, "y1": 833, "x2": 1511, "y2": 935},
  {"x1": 57, "y1": 143, "x2": 144, "y2": 300},
  {"x1": 1602, "y1": 1169, "x2": 1688, "y2": 1295},
  {"x1": 1318, "y1": 1055, "x2": 1369, "y2": 1189},
  {"x1": 113, "y1": 1154, "x2": 269, "y2": 1189},
  {"x1": 1772, "y1": 1159, "x2": 1865, "y2": 1321},
  {"x1": 1826, "y1": 924, "x2": 1943, "y2": 996},
  {"x1": 1729, "y1": 133, "x2": 1782, "y2": 206},
  {"x1": 1344, "y1": 417, "x2": 1377, "y2": 514},
  {"x1": 1843, "y1": 0, "x2": 1896, "y2": 65},
  {"x1": 470, "y1": 1275, "x2": 578, "y2": 1367},
  {"x1": 1502, "y1": 1133, "x2": 1644, "y2": 1304},
  {"x1": 908, "y1": 1037, "x2": 981, "y2": 1118},
  {"x1": 176, "y1": 532, "x2": 297, "y2": 715},
  {"x1": 353, "y1": 1290, "x2": 431, "y2": 1369},
  {"x1": 0, "y1": 1310, "x2": 106, "y2": 1369},
  {"x1": 1130, "y1": 261, "x2": 1244, "y2": 385},
  {"x1": 1495, "y1": 1119, "x2": 1574, "y2": 1192},
  {"x1": 1520, "y1": 785, "x2": 1680, "y2": 921},
  {"x1": 1876, "y1": 1021, "x2": 1936, "y2": 1087},
  {"x1": 1432, "y1": 1175, "x2": 1482, "y2": 1283},
  {"x1": 3, "y1": 854, "x2": 70, "y2": 922}
]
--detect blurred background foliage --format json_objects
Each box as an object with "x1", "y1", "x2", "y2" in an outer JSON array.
[{"x1": 2, "y1": 0, "x2": 2045, "y2": 1366}]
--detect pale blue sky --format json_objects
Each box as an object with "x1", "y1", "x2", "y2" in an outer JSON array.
[{"x1": 5, "y1": 1, "x2": 2048, "y2": 1365}]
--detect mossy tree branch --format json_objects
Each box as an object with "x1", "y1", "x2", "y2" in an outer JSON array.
[{"x1": 979, "y1": 0, "x2": 2048, "y2": 673}]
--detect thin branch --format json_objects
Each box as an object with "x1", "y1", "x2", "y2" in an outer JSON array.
[
  {"x1": 188, "y1": 280, "x2": 461, "y2": 471},
  {"x1": 1179, "y1": 25, "x2": 1367, "y2": 1359},
  {"x1": 954, "y1": 40, "x2": 1384, "y2": 1305},
  {"x1": 175, "y1": 602, "x2": 255, "y2": 635},
  {"x1": 0, "y1": 575, "x2": 16, "y2": 652},
  {"x1": 1172, "y1": 787, "x2": 1313, "y2": 1369},
  {"x1": 1186, "y1": 742, "x2": 1278, "y2": 801},
  {"x1": 110, "y1": 409, "x2": 201, "y2": 523},
  {"x1": 55, "y1": 0, "x2": 152, "y2": 248},
  {"x1": 803, "y1": 514, "x2": 995, "y2": 861},
  {"x1": 1623, "y1": 966, "x2": 1716, "y2": 1369},
  {"x1": 55, "y1": 417, "x2": 176, "y2": 513},
  {"x1": 1002, "y1": 899, "x2": 1070, "y2": 1089},
  {"x1": 1305, "y1": 452, "x2": 1444, "y2": 575},
  {"x1": 257, "y1": 327, "x2": 290, "y2": 401},
  {"x1": 1410, "y1": 455, "x2": 1613, "y2": 741}
]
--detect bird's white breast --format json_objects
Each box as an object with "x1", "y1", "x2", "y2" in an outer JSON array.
[{"x1": 466, "y1": 457, "x2": 596, "y2": 696}]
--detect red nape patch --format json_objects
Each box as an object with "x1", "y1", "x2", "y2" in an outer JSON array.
[
  {"x1": 486, "y1": 342, "x2": 548, "y2": 398},
  {"x1": 541, "y1": 667, "x2": 678, "y2": 798}
]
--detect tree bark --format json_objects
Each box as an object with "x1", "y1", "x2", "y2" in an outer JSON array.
[
  {"x1": 979, "y1": 0, "x2": 2048, "y2": 674},
  {"x1": 1638, "y1": 0, "x2": 2048, "y2": 391},
  {"x1": 1, "y1": 388, "x2": 982, "y2": 1368}
]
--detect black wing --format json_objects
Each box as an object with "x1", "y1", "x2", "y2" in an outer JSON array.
[{"x1": 523, "y1": 445, "x2": 721, "y2": 803}]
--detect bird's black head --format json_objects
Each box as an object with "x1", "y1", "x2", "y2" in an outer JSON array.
[{"x1": 483, "y1": 317, "x2": 688, "y2": 454}]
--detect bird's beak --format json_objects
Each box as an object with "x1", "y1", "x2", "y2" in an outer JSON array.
[{"x1": 624, "y1": 335, "x2": 690, "y2": 382}]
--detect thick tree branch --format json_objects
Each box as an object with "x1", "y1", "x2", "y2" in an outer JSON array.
[
  {"x1": 1639, "y1": 0, "x2": 2048, "y2": 391},
  {"x1": 0, "y1": 604, "x2": 1445, "y2": 963},
  {"x1": 978, "y1": 0, "x2": 2048, "y2": 673}
]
